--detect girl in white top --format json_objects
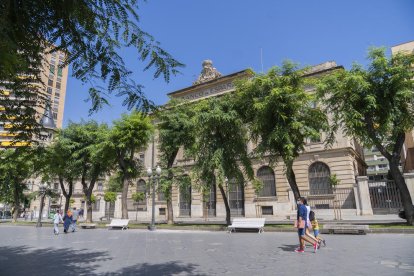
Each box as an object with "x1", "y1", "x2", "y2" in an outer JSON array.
[{"x1": 53, "y1": 210, "x2": 64, "y2": 235}]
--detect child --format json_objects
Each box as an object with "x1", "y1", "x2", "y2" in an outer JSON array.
[
  {"x1": 309, "y1": 211, "x2": 326, "y2": 247},
  {"x1": 53, "y1": 210, "x2": 64, "y2": 235}
]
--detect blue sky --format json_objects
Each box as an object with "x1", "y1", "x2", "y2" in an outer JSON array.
[{"x1": 63, "y1": 0, "x2": 414, "y2": 126}]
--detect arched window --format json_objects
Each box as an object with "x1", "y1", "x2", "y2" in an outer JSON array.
[
  {"x1": 136, "y1": 179, "x2": 147, "y2": 211},
  {"x1": 257, "y1": 166, "x2": 276, "y2": 197},
  {"x1": 179, "y1": 175, "x2": 191, "y2": 216},
  {"x1": 308, "y1": 162, "x2": 332, "y2": 195}
]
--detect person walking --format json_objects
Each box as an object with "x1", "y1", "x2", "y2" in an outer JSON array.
[
  {"x1": 309, "y1": 211, "x2": 326, "y2": 247},
  {"x1": 295, "y1": 197, "x2": 319, "y2": 253},
  {"x1": 303, "y1": 198, "x2": 319, "y2": 248},
  {"x1": 53, "y1": 210, "x2": 64, "y2": 235},
  {"x1": 71, "y1": 207, "x2": 79, "y2": 232},
  {"x1": 63, "y1": 210, "x2": 73, "y2": 234}
]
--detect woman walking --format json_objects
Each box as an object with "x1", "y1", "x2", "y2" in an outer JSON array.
[{"x1": 63, "y1": 210, "x2": 73, "y2": 234}]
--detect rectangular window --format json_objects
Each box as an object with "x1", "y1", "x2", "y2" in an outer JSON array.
[
  {"x1": 47, "y1": 87, "x2": 52, "y2": 94},
  {"x1": 159, "y1": 208, "x2": 166, "y2": 216},
  {"x1": 97, "y1": 183, "x2": 103, "y2": 191},
  {"x1": 261, "y1": 206, "x2": 273, "y2": 215},
  {"x1": 57, "y1": 67, "x2": 63, "y2": 77},
  {"x1": 49, "y1": 65, "x2": 55, "y2": 75},
  {"x1": 56, "y1": 82, "x2": 61, "y2": 89},
  {"x1": 48, "y1": 79, "x2": 53, "y2": 87},
  {"x1": 55, "y1": 92, "x2": 60, "y2": 98},
  {"x1": 53, "y1": 113, "x2": 58, "y2": 120}
]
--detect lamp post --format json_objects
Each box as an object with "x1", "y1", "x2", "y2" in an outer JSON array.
[
  {"x1": 36, "y1": 183, "x2": 47, "y2": 228},
  {"x1": 147, "y1": 165, "x2": 161, "y2": 231}
]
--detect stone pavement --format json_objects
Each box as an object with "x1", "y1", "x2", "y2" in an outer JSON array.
[{"x1": 0, "y1": 225, "x2": 413, "y2": 275}]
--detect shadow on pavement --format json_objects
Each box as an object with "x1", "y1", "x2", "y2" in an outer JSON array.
[
  {"x1": 109, "y1": 261, "x2": 204, "y2": 276},
  {"x1": 0, "y1": 246, "x2": 203, "y2": 275},
  {"x1": 0, "y1": 245, "x2": 111, "y2": 275},
  {"x1": 278, "y1": 244, "x2": 298, "y2": 252}
]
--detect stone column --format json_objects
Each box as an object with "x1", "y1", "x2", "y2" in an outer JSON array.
[
  {"x1": 403, "y1": 173, "x2": 414, "y2": 202},
  {"x1": 114, "y1": 193, "x2": 122, "y2": 218},
  {"x1": 353, "y1": 183, "x2": 361, "y2": 215},
  {"x1": 356, "y1": 176, "x2": 373, "y2": 215}
]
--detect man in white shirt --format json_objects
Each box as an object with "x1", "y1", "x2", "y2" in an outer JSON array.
[
  {"x1": 53, "y1": 210, "x2": 64, "y2": 235},
  {"x1": 71, "y1": 207, "x2": 79, "y2": 232}
]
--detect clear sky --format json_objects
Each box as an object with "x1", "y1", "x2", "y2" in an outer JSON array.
[{"x1": 63, "y1": 0, "x2": 414, "y2": 126}]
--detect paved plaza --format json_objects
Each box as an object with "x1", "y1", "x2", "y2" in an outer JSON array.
[{"x1": 0, "y1": 225, "x2": 413, "y2": 275}]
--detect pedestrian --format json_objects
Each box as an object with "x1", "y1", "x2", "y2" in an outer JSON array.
[
  {"x1": 53, "y1": 210, "x2": 64, "y2": 235},
  {"x1": 303, "y1": 198, "x2": 319, "y2": 248},
  {"x1": 71, "y1": 207, "x2": 79, "y2": 232},
  {"x1": 295, "y1": 197, "x2": 318, "y2": 253},
  {"x1": 30, "y1": 210, "x2": 34, "y2": 221},
  {"x1": 79, "y1": 208, "x2": 84, "y2": 219},
  {"x1": 309, "y1": 211, "x2": 326, "y2": 247},
  {"x1": 63, "y1": 210, "x2": 73, "y2": 234}
]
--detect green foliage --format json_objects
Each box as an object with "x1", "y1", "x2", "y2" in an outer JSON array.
[
  {"x1": 104, "y1": 192, "x2": 117, "y2": 203},
  {"x1": 0, "y1": 0, "x2": 184, "y2": 113},
  {"x1": 317, "y1": 48, "x2": 414, "y2": 155},
  {"x1": 0, "y1": 148, "x2": 34, "y2": 206},
  {"x1": 107, "y1": 174, "x2": 123, "y2": 193},
  {"x1": 329, "y1": 174, "x2": 340, "y2": 187},
  {"x1": 190, "y1": 95, "x2": 254, "y2": 190},
  {"x1": 252, "y1": 178, "x2": 264, "y2": 195},
  {"x1": 69, "y1": 198, "x2": 75, "y2": 205},
  {"x1": 234, "y1": 62, "x2": 330, "y2": 199},
  {"x1": 109, "y1": 111, "x2": 153, "y2": 180},
  {"x1": 235, "y1": 62, "x2": 329, "y2": 165},
  {"x1": 131, "y1": 192, "x2": 145, "y2": 203}
]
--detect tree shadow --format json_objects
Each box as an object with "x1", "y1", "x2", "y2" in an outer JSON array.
[
  {"x1": 0, "y1": 245, "x2": 111, "y2": 276},
  {"x1": 108, "y1": 261, "x2": 204, "y2": 276}
]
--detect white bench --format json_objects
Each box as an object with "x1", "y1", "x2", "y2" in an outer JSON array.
[
  {"x1": 106, "y1": 219, "x2": 130, "y2": 230},
  {"x1": 228, "y1": 218, "x2": 266, "y2": 233},
  {"x1": 323, "y1": 224, "x2": 368, "y2": 235}
]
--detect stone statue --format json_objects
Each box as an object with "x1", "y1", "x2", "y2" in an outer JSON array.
[{"x1": 193, "y1": 60, "x2": 222, "y2": 85}]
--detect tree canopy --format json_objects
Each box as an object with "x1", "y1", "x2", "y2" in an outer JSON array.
[
  {"x1": 317, "y1": 47, "x2": 414, "y2": 224},
  {"x1": 234, "y1": 62, "x2": 329, "y2": 199}
]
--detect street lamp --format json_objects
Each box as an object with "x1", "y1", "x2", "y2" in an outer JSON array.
[
  {"x1": 36, "y1": 183, "x2": 47, "y2": 228},
  {"x1": 147, "y1": 165, "x2": 161, "y2": 231}
]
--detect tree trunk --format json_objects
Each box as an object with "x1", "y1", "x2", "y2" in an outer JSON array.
[
  {"x1": 389, "y1": 158, "x2": 414, "y2": 225},
  {"x1": 167, "y1": 190, "x2": 174, "y2": 225},
  {"x1": 166, "y1": 169, "x2": 174, "y2": 224},
  {"x1": 64, "y1": 196, "x2": 70, "y2": 213},
  {"x1": 12, "y1": 183, "x2": 20, "y2": 223},
  {"x1": 121, "y1": 175, "x2": 129, "y2": 219},
  {"x1": 285, "y1": 161, "x2": 301, "y2": 200},
  {"x1": 218, "y1": 183, "x2": 231, "y2": 225},
  {"x1": 86, "y1": 191, "x2": 93, "y2": 223}
]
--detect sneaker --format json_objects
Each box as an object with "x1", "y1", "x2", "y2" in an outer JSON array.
[
  {"x1": 313, "y1": 243, "x2": 318, "y2": 253},
  {"x1": 294, "y1": 249, "x2": 305, "y2": 253}
]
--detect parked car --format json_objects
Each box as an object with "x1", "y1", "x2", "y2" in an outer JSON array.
[{"x1": 398, "y1": 206, "x2": 414, "y2": 220}]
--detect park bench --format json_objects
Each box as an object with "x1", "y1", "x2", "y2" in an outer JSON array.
[
  {"x1": 106, "y1": 219, "x2": 130, "y2": 230},
  {"x1": 227, "y1": 218, "x2": 266, "y2": 233},
  {"x1": 322, "y1": 224, "x2": 368, "y2": 235},
  {"x1": 80, "y1": 223, "x2": 96, "y2": 229}
]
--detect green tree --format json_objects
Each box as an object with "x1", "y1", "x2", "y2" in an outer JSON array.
[
  {"x1": 156, "y1": 100, "x2": 195, "y2": 224},
  {"x1": 63, "y1": 121, "x2": 114, "y2": 223},
  {"x1": 234, "y1": 63, "x2": 329, "y2": 200},
  {"x1": 109, "y1": 111, "x2": 153, "y2": 219},
  {"x1": 190, "y1": 95, "x2": 254, "y2": 225},
  {"x1": 38, "y1": 131, "x2": 81, "y2": 213},
  {"x1": 104, "y1": 191, "x2": 117, "y2": 221},
  {"x1": 0, "y1": 148, "x2": 34, "y2": 222},
  {"x1": 317, "y1": 48, "x2": 414, "y2": 224},
  {"x1": 0, "y1": 0, "x2": 183, "y2": 143},
  {"x1": 131, "y1": 192, "x2": 145, "y2": 221}
]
